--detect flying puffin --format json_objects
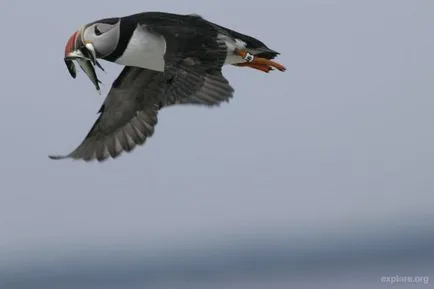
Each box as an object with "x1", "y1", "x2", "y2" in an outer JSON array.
[{"x1": 50, "y1": 12, "x2": 286, "y2": 162}]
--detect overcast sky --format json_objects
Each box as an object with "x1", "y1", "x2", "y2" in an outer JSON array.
[{"x1": 1, "y1": 0, "x2": 434, "y2": 255}]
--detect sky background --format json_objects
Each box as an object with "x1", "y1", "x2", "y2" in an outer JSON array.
[{"x1": 1, "y1": 0, "x2": 434, "y2": 288}]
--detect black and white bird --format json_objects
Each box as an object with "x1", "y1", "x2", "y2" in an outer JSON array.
[{"x1": 51, "y1": 12, "x2": 286, "y2": 162}]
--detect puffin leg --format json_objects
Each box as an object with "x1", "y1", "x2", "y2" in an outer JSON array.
[
  {"x1": 234, "y1": 62, "x2": 274, "y2": 73},
  {"x1": 235, "y1": 49, "x2": 287, "y2": 72}
]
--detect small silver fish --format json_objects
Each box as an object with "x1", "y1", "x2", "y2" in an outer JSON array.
[
  {"x1": 64, "y1": 46, "x2": 104, "y2": 92},
  {"x1": 77, "y1": 57, "x2": 101, "y2": 92}
]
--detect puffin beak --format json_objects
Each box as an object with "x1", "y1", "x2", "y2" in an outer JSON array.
[
  {"x1": 64, "y1": 28, "x2": 97, "y2": 63},
  {"x1": 64, "y1": 28, "x2": 104, "y2": 92},
  {"x1": 64, "y1": 31, "x2": 79, "y2": 58},
  {"x1": 64, "y1": 30, "x2": 80, "y2": 78},
  {"x1": 64, "y1": 30, "x2": 85, "y2": 78}
]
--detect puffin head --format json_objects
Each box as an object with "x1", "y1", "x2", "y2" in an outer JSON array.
[
  {"x1": 64, "y1": 18, "x2": 121, "y2": 89},
  {"x1": 64, "y1": 18, "x2": 121, "y2": 62}
]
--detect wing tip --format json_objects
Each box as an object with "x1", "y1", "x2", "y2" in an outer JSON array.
[
  {"x1": 48, "y1": 153, "x2": 100, "y2": 162},
  {"x1": 48, "y1": 154, "x2": 70, "y2": 160},
  {"x1": 48, "y1": 145, "x2": 130, "y2": 163}
]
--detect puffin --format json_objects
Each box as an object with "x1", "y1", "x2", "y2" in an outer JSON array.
[{"x1": 50, "y1": 12, "x2": 286, "y2": 162}]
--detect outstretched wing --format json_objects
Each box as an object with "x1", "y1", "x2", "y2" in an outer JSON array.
[{"x1": 50, "y1": 66, "x2": 164, "y2": 162}]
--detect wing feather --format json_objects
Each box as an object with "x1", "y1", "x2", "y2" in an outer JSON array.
[{"x1": 49, "y1": 67, "x2": 163, "y2": 162}]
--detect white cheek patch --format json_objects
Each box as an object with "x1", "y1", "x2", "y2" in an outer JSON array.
[{"x1": 83, "y1": 23, "x2": 120, "y2": 58}]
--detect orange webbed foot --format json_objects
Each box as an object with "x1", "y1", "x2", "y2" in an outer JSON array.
[
  {"x1": 234, "y1": 62, "x2": 274, "y2": 73},
  {"x1": 235, "y1": 49, "x2": 286, "y2": 72}
]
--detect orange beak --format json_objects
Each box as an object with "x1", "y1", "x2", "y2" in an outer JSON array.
[{"x1": 64, "y1": 31, "x2": 79, "y2": 58}]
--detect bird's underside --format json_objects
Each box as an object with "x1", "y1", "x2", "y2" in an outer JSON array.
[{"x1": 51, "y1": 12, "x2": 286, "y2": 162}]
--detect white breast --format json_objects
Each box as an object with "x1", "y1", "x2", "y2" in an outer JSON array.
[{"x1": 115, "y1": 25, "x2": 166, "y2": 72}]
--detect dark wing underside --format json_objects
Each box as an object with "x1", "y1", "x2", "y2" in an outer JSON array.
[
  {"x1": 50, "y1": 66, "x2": 233, "y2": 162},
  {"x1": 49, "y1": 67, "x2": 163, "y2": 162}
]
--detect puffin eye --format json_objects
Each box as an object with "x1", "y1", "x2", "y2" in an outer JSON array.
[{"x1": 94, "y1": 25, "x2": 102, "y2": 36}]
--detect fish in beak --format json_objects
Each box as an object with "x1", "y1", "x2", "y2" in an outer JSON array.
[{"x1": 64, "y1": 29, "x2": 105, "y2": 92}]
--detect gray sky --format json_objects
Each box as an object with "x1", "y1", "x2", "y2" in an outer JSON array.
[{"x1": 1, "y1": 0, "x2": 434, "y2": 253}]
